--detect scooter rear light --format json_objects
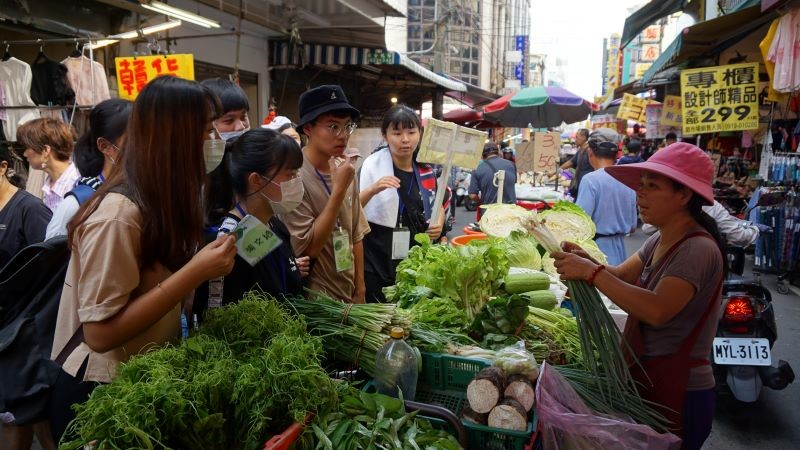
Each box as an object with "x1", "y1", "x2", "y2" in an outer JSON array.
[{"x1": 723, "y1": 296, "x2": 755, "y2": 323}]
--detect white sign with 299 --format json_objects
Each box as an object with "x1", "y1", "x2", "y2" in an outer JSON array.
[{"x1": 712, "y1": 337, "x2": 771, "y2": 366}]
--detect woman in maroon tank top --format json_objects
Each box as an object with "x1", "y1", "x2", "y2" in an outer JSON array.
[{"x1": 552, "y1": 143, "x2": 727, "y2": 450}]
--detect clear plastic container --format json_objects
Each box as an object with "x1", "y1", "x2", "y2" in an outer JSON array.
[{"x1": 375, "y1": 327, "x2": 419, "y2": 401}]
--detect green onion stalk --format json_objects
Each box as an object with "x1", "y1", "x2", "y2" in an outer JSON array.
[{"x1": 525, "y1": 216, "x2": 668, "y2": 429}]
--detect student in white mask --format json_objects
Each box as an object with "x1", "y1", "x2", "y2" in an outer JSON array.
[
  {"x1": 201, "y1": 78, "x2": 251, "y2": 141},
  {"x1": 192, "y1": 129, "x2": 310, "y2": 321}
]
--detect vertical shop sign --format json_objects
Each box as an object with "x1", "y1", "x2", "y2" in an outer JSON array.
[
  {"x1": 115, "y1": 54, "x2": 195, "y2": 100},
  {"x1": 515, "y1": 36, "x2": 528, "y2": 86},
  {"x1": 680, "y1": 62, "x2": 759, "y2": 134}
]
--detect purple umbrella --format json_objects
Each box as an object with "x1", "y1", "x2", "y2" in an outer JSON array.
[{"x1": 484, "y1": 86, "x2": 596, "y2": 128}]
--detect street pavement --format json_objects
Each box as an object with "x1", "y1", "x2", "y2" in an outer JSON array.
[{"x1": 451, "y1": 204, "x2": 800, "y2": 449}]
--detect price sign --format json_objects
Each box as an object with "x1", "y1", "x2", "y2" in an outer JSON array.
[
  {"x1": 617, "y1": 93, "x2": 648, "y2": 123},
  {"x1": 532, "y1": 132, "x2": 560, "y2": 172},
  {"x1": 115, "y1": 54, "x2": 195, "y2": 100},
  {"x1": 680, "y1": 62, "x2": 759, "y2": 134},
  {"x1": 417, "y1": 118, "x2": 487, "y2": 170},
  {"x1": 515, "y1": 141, "x2": 536, "y2": 173}
]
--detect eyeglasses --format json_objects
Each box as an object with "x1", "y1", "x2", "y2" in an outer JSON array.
[{"x1": 325, "y1": 122, "x2": 358, "y2": 137}]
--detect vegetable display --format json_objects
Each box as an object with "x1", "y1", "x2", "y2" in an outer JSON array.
[
  {"x1": 304, "y1": 386, "x2": 463, "y2": 450},
  {"x1": 478, "y1": 204, "x2": 532, "y2": 238},
  {"x1": 390, "y1": 234, "x2": 509, "y2": 321},
  {"x1": 464, "y1": 365, "x2": 534, "y2": 432},
  {"x1": 61, "y1": 293, "x2": 338, "y2": 450},
  {"x1": 496, "y1": 231, "x2": 542, "y2": 270}
]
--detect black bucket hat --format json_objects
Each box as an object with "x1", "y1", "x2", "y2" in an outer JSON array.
[{"x1": 296, "y1": 85, "x2": 360, "y2": 135}]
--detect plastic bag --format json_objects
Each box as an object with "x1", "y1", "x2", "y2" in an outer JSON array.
[
  {"x1": 494, "y1": 341, "x2": 539, "y2": 381},
  {"x1": 534, "y1": 363, "x2": 681, "y2": 450}
]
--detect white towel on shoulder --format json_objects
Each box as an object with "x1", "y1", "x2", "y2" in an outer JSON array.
[{"x1": 359, "y1": 148, "x2": 399, "y2": 228}]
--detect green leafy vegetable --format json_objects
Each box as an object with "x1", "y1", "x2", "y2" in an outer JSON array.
[
  {"x1": 498, "y1": 231, "x2": 542, "y2": 270},
  {"x1": 469, "y1": 295, "x2": 530, "y2": 339},
  {"x1": 538, "y1": 201, "x2": 596, "y2": 243},
  {"x1": 404, "y1": 297, "x2": 469, "y2": 332}
]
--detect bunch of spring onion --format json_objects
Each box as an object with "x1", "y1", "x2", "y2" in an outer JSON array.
[
  {"x1": 524, "y1": 215, "x2": 668, "y2": 430},
  {"x1": 524, "y1": 307, "x2": 583, "y2": 366},
  {"x1": 287, "y1": 292, "x2": 410, "y2": 333},
  {"x1": 308, "y1": 321, "x2": 390, "y2": 376}
]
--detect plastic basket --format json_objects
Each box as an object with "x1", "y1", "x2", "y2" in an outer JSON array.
[{"x1": 417, "y1": 352, "x2": 535, "y2": 450}]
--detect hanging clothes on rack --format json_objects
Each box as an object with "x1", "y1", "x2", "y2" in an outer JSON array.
[
  {"x1": 61, "y1": 54, "x2": 110, "y2": 106},
  {"x1": 31, "y1": 51, "x2": 75, "y2": 106},
  {"x1": 0, "y1": 57, "x2": 40, "y2": 141},
  {"x1": 767, "y1": 8, "x2": 800, "y2": 93}
]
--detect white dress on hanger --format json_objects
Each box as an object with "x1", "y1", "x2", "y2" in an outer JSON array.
[
  {"x1": 0, "y1": 57, "x2": 40, "y2": 141},
  {"x1": 767, "y1": 9, "x2": 800, "y2": 93},
  {"x1": 61, "y1": 56, "x2": 110, "y2": 106}
]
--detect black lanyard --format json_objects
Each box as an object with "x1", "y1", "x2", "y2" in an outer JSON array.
[{"x1": 397, "y1": 169, "x2": 418, "y2": 228}]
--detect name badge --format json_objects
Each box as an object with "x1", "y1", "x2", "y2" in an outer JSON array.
[
  {"x1": 392, "y1": 227, "x2": 411, "y2": 260},
  {"x1": 332, "y1": 229, "x2": 353, "y2": 272},
  {"x1": 232, "y1": 215, "x2": 282, "y2": 266}
]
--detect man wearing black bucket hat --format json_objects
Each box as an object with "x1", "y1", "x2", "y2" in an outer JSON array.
[{"x1": 280, "y1": 85, "x2": 371, "y2": 303}]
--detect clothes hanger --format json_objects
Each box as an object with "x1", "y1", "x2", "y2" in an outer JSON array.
[
  {"x1": 33, "y1": 39, "x2": 48, "y2": 64},
  {"x1": 70, "y1": 40, "x2": 83, "y2": 58},
  {"x1": 2, "y1": 42, "x2": 11, "y2": 62}
]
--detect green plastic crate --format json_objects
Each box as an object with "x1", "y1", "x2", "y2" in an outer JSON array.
[{"x1": 417, "y1": 352, "x2": 536, "y2": 450}]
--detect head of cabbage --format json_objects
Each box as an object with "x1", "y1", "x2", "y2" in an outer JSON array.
[
  {"x1": 538, "y1": 201, "x2": 595, "y2": 244},
  {"x1": 499, "y1": 231, "x2": 542, "y2": 270}
]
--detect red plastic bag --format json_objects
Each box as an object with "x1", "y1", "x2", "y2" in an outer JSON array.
[{"x1": 534, "y1": 363, "x2": 681, "y2": 450}]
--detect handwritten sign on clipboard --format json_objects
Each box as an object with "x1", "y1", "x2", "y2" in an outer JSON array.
[{"x1": 417, "y1": 118, "x2": 487, "y2": 170}]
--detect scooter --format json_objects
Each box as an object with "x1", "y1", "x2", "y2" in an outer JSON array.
[
  {"x1": 712, "y1": 246, "x2": 795, "y2": 402},
  {"x1": 454, "y1": 170, "x2": 478, "y2": 211}
]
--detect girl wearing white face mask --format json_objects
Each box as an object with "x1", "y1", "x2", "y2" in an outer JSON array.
[{"x1": 193, "y1": 129, "x2": 309, "y2": 321}]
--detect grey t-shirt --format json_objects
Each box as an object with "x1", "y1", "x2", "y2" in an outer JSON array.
[
  {"x1": 468, "y1": 156, "x2": 517, "y2": 204},
  {"x1": 636, "y1": 230, "x2": 724, "y2": 391}
]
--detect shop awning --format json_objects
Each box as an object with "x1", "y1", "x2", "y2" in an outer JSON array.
[
  {"x1": 640, "y1": 4, "x2": 776, "y2": 84},
  {"x1": 442, "y1": 76, "x2": 501, "y2": 107},
  {"x1": 621, "y1": 0, "x2": 689, "y2": 49},
  {"x1": 272, "y1": 42, "x2": 465, "y2": 92}
]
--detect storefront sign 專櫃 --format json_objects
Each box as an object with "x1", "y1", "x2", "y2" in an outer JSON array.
[
  {"x1": 680, "y1": 62, "x2": 760, "y2": 135},
  {"x1": 617, "y1": 93, "x2": 649, "y2": 123},
  {"x1": 115, "y1": 54, "x2": 195, "y2": 100}
]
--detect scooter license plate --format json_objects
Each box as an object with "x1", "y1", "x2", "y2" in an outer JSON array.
[{"x1": 712, "y1": 337, "x2": 771, "y2": 366}]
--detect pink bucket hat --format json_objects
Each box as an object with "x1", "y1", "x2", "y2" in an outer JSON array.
[{"x1": 605, "y1": 142, "x2": 715, "y2": 205}]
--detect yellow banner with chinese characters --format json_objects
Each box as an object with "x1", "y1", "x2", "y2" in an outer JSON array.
[
  {"x1": 617, "y1": 93, "x2": 648, "y2": 123},
  {"x1": 661, "y1": 95, "x2": 683, "y2": 126},
  {"x1": 114, "y1": 54, "x2": 195, "y2": 100},
  {"x1": 680, "y1": 62, "x2": 759, "y2": 135}
]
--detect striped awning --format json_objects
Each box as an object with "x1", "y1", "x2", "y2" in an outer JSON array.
[{"x1": 272, "y1": 42, "x2": 466, "y2": 92}]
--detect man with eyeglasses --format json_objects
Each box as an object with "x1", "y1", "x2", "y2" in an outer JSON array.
[
  {"x1": 575, "y1": 128, "x2": 637, "y2": 266},
  {"x1": 280, "y1": 85, "x2": 371, "y2": 303}
]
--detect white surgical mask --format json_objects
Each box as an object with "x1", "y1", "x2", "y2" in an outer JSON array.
[
  {"x1": 219, "y1": 128, "x2": 250, "y2": 142},
  {"x1": 260, "y1": 175, "x2": 304, "y2": 214},
  {"x1": 203, "y1": 138, "x2": 226, "y2": 173}
]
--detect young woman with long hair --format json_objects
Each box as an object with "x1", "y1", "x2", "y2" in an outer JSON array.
[{"x1": 48, "y1": 76, "x2": 236, "y2": 442}]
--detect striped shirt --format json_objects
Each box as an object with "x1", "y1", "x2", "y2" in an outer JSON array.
[{"x1": 42, "y1": 162, "x2": 80, "y2": 211}]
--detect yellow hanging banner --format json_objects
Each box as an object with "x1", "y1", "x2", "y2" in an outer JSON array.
[
  {"x1": 660, "y1": 95, "x2": 683, "y2": 126},
  {"x1": 617, "y1": 93, "x2": 648, "y2": 123},
  {"x1": 680, "y1": 62, "x2": 759, "y2": 135},
  {"x1": 114, "y1": 54, "x2": 195, "y2": 100}
]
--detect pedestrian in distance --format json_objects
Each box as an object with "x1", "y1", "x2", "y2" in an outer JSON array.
[
  {"x1": 560, "y1": 128, "x2": 593, "y2": 199},
  {"x1": 575, "y1": 128, "x2": 637, "y2": 266},
  {"x1": 18, "y1": 118, "x2": 81, "y2": 212},
  {"x1": 263, "y1": 115, "x2": 303, "y2": 147},
  {"x1": 617, "y1": 138, "x2": 644, "y2": 166},
  {"x1": 469, "y1": 142, "x2": 517, "y2": 220}
]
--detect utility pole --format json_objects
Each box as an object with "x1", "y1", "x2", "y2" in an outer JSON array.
[{"x1": 432, "y1": 0, "x2": 451, "y2": 119}]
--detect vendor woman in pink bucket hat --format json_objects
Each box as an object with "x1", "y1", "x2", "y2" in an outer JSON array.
[{"x1": 553, "y1": 142, "x2": 726, "y2": 449}]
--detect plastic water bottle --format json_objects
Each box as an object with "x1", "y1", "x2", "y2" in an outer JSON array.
[{"x1": 375, "y1": 327, "x2": 419, "y2": 401}]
